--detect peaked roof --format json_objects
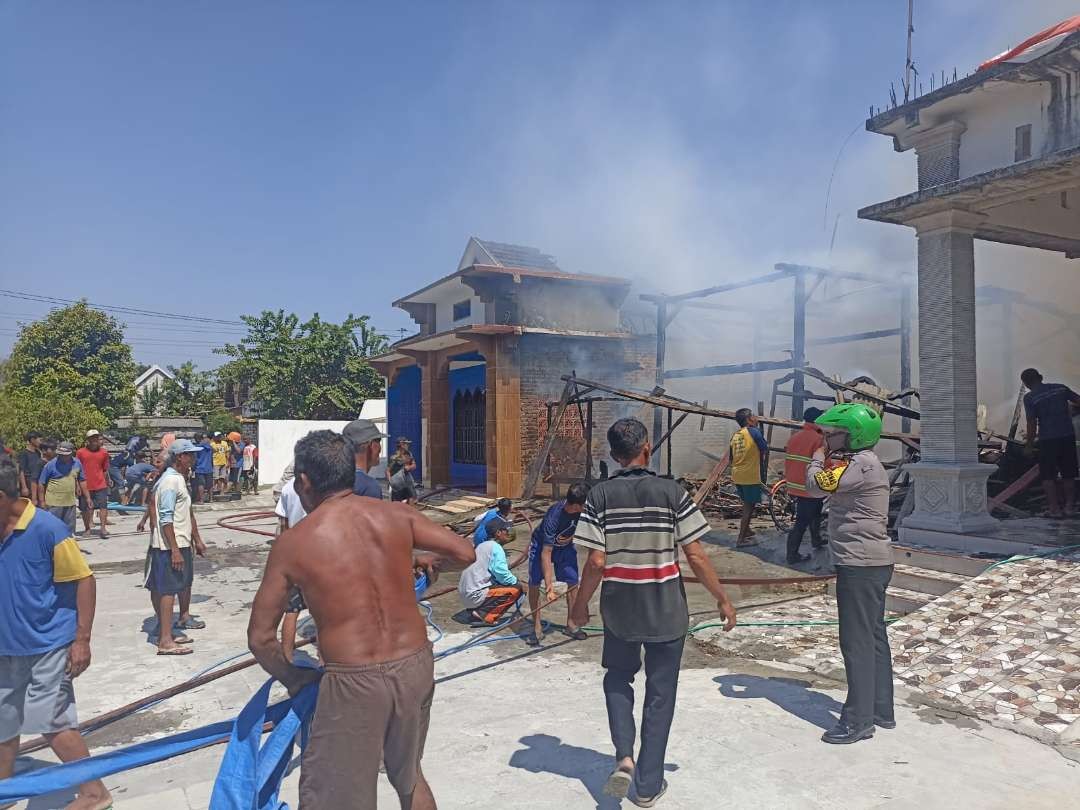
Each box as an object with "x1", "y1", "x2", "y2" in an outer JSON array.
[
  {"x1": 133, "y1": 364, "x2": 174, "y2": 388},
  {"x1": 458, "y1": 237, "x2": 560, "y2": 273},
  {"x1": 979, "y1": 14, "x2": 1080, "y2": 70}
]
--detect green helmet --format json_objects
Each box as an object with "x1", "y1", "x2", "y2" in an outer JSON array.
[{"x1": 815, "y1": 403, "x2": 882, "y2": 451}]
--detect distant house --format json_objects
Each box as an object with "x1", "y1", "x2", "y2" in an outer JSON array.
[{"x1": 133, "y1": 365, "x2": 174, "y2": 415}]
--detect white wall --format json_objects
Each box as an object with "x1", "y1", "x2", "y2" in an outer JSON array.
[
  {"x1": 957, "y1": 81, "x2": 1051, "y2": 180},
  {"x1": 258, "y1": 405, "x2": 388, "y2": 487},
  {"x1": 430, "y1": 278, "x2": 484, "y2": 333}
]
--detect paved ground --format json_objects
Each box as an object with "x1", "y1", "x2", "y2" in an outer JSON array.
[{"x1": 7, "y1": 503, "x2": 1080, "y2": 809}]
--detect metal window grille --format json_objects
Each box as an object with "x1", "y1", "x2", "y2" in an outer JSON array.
[{"x1": 453, "y1": 388, "x2": 486, "y2": 465}]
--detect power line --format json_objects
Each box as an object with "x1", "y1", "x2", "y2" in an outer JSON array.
[{"x1": 0, "y1": 289, "x2": 245, "y2": 326}]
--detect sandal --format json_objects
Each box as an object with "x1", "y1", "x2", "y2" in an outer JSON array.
[
  {"x1": 156, "y1": 647, "x2": 193, "y2": 656},
  {"x1": 561, "y1": 627, "x2": 588, "y2": 641},
  {"x1": 175, "y1": 616, "x2": 206, "y2": 630},
  {"x1": 735, "y1": 539, "x2": 759, "y2": 548},
  {"x1": 603, "y1": 767, "x2": 634, "y2": 798}
]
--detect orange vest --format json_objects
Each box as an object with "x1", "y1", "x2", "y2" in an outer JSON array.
[{"x1": 784, "y1": 424, "x2": 825, "y2": 498}]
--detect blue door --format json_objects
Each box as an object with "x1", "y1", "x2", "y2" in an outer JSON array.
[
  {"x1": 387, "y1": 365, "x2": 422, "y2": 481},
  {"x1": 449, "y1": 361, "x2": 486, "y2": 488}
]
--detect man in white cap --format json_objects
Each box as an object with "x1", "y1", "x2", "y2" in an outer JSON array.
[
  {"x1": 146, "y1": 439, "x2": 207, "y2": 656},
  {"x1": 343, "y1": 419, "x2": 387, "y2": 499}
]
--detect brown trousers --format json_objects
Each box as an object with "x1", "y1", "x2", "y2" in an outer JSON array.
[{"x1": 299, "y1": 645, "x2": 434, "y2": 809}]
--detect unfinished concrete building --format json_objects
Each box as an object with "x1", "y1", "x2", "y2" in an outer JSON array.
[
  {"x1": 370, "y1": 237, "x2": 655, "y2": 496},
  {"x1": 860, "y1": 19, "x2": 1080, "y2": 549}
]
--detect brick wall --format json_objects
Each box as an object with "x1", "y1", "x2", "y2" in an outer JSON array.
[{"x1": 518, "y1": 333, "x2": 655, "y2": 492}]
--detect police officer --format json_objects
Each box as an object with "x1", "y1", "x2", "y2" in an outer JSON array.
[{"x1": 806, "y1": 403, "x2": 894, "y2": 744}]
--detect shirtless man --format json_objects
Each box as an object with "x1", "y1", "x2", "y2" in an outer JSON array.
[{"x1": 247, "y1": 430, "x2": 475, "y2": 810}]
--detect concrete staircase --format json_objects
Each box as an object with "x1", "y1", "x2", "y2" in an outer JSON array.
[{"x1": 828, "y1": 545, "x2": 991, "y2": 615}]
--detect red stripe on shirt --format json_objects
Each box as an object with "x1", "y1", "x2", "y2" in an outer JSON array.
[{"x1": 603, "y1": 562, "x2": 680, "y2": 582}]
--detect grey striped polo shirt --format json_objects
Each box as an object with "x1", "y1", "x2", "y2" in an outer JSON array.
[{"x1": 575, "y1": 467, "x2": 711, "y2": 642}]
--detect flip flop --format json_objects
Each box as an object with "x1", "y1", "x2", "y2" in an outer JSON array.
[
  {"x1": 149, "y1": 633, "x2": 192, "y2": 645},
  {"x1": 603, "y1": 767, "x2": 634, "y2": 798},
  {"x1": 525, "y1": 634, "x2": 542, "y2": 647},
  {"x1": 175, "y1": 616, "x2": 206, "y2": 630},
  {"x1": 156, "y1": 647, "x2": 193, "y2": 656},
  {"x1": 735, "y1": 539, "x2": 759, "y2": 548},
  {"x1": 561, "y1": 627, "x2": 588, "y2": 641}
]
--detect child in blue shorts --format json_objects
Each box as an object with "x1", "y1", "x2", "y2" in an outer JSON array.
[{"x1": 527, "y1": 482, "x2": 590, "y2": 645}]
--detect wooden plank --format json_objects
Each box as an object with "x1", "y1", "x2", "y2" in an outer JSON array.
[
  {"x1": 988, "y1": 465, "x2": 1040, "y2": 510},
  {"x1": 522, "y1": 378, "x2": 576, "y2": 498},
  {"x1": 693, "y1": 454, "x2": 730, "y2": 507}
]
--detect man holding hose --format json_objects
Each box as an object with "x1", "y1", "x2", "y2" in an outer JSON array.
[{"x1": 570, "y1": 417, "x2": 737, "y2": 808}]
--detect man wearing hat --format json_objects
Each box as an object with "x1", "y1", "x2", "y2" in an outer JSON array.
[
  {"x1": 76, "y1": 429, "x2": 111, "y2": 539},
  {"x1": 37, "y1": 441, "x2": 89, "y2": 534},
  {"x1": 387, "y1": 436, "x2": 418, "y2": 505},
  {"x1": 783, "y1": 406, "x2": 827, "y2": 564},
  {"x1": 343, "y1": 419, "x2": 387, "y2": 499},
  {"x1": 147, "y1": 439, "x2": 208, "y2": 656}
]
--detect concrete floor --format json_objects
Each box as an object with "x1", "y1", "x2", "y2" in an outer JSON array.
[{"x1": 7, "y1": 504, "x2": 1079, "y2": 809}]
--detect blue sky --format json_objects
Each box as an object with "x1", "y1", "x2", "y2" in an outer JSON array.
[{"x1": 1, "y1": 1, "x2": 1075, "y2": 370}]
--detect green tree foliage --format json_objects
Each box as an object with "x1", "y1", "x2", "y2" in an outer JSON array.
[
  {"x1": 204, "y1": 408, "x2": 241, "y2": 436},
  {"x1": 0, "y1": 387, "x2": 107, "y2": 445},
  {"x1": 161, "y1": 362, "x2": 219, "y2": 417},
  {"x1": 5, "y1": 302, "x2": 136, "y2": 420},
  {"x1": 136, "y1": 381, "x2": 166, "y2": 416},
  {"x1": 216, "y1": 310, "x2": 387, "y2": 419}
]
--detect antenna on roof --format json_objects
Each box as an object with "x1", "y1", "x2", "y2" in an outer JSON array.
[{"x1": 903, "y1": 0, "x2": 915, "y2": 102}]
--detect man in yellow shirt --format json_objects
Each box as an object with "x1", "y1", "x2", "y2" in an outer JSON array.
[
  {"x1": 729, "y1": 408, "x2": 769, "y2": 548},
  {"x1": 210, "y1": 432, "x2": 230, "y2": 497}
]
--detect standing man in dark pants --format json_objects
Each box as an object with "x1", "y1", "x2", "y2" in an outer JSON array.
[
  {"x1": 571, "y1": 418, "x2": 736, "y2": 807},
  {"x1": 783, "y1": 406, "x2": 826, "y2": 564},
  {"x1": 807, "y1": 403, "x2": 894, "y2": 744},
  {"x1": 1021, "y1": 368, "x2": 1080, "y2": 517}
]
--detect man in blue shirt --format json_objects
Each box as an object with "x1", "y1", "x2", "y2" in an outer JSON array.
[
  {"x1": 473, "y1": 498, "x2": 513, "y2": 546},
  {"x1": 527, "y1": 482, "x2": 590, "y2": 645},
  {"x1": 1022, "y1": 368, "x2": 1080, "y2": 517},
  {"x1": 193, "y1": 432, "x2": 215, "y2": 504},
  {"x1": 0, "y1": 458, "x2": 112, "y2": 809},
  {"x1": 343, "y1": 419, "x2": 386, "y2": 499}
]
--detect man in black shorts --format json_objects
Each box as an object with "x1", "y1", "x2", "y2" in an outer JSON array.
[{"x1": 1022, "y1": 368, "x2": 1080, "y2": 518}]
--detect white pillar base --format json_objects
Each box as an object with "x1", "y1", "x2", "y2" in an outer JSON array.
[{"x1": 901, "y1": 462, "x2": 999, "y2": 535}]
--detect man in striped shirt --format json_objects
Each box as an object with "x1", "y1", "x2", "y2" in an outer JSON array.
[{"x1": 570, "y1": 418, "x2": 737, "y2": 808}]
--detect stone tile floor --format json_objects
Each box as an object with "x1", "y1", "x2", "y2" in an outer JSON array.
[{"x1": 891, "y1": 549, "x2": 1080, "y2": 741}]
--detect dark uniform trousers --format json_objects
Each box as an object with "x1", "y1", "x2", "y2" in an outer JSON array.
[{"x1": 835, "y1": 564, "x2": 894, "y2": 728}]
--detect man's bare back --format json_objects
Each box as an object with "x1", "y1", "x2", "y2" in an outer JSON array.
[
  {"x1": 250, "y1": 490, "x2": 476, "y2": 683},
  {"x1": 280, "y1": 492, "x2": 430, "y2": 664}
]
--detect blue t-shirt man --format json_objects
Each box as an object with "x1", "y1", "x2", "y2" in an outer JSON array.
[
  {"x1": 473, "y1": 499, "x2": 513, "y2": 546},
  {"x1": 1024, "y1": 382, "x2": 1080, "y2": 440},
  {"x1": 0, "y1": 502, "x2": 93, "y2": 656},
  {"x1": 527, "y1": 497, "x2": 585, "y2": 587},
  {"x1": 124, "y1": 462, "x2": 155, "y2": 485},
  {"x1": 195, "y1": 440, "x2": 214, "y2": 476},
  {"x1": 354, "y1": 469, "x2": 383, "y2": 499}
]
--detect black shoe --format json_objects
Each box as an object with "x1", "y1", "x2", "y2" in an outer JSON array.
[
  {"x1": 821, "y1": 721, "x2": 874, "y2": 744},
  {"x1": 875, "y1": 716, "x2": 896, "y2": 729},
  {"x1": 811, "y1": 542, "x2": 827, "y2": 550},
  {"x1": 786, "y1": 553, "x2": 811, "y2": 564}
]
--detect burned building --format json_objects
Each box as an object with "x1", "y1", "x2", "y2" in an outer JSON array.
[
  {"x1": 860, "y1": 17, "x2": 1080, "y2": 549},
  {"x1": 370, "y1": 237, "x2": 655, "y2": 496}
]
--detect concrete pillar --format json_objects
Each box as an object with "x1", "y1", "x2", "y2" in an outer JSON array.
[{"x1": 901, "y1": 209, "x2": 999, "y2": 538}]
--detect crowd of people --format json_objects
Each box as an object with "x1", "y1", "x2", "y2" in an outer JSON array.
[{"x1": 2, "y1": 367, "x2": 1077, "y2": 808}]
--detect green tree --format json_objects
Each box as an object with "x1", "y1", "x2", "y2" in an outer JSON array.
[
  {"x1": 5, "y1": 302, "x2": 136, "y2": 420},
  {"x1": 162, "y1": 362, "x2": 219, "y2": 417},
  {"x1": 0, "y1": 386, "x2": 108, "y2": 445},
  {"x1": 136, "y1": 381, "x2": 166, "y2": 415},
  {"x1": 204, "y1": 407, "x2": 241, "y2": 436},
  {"x1": 216, "y1": 310, "x2": 387, "y2": 419}
]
